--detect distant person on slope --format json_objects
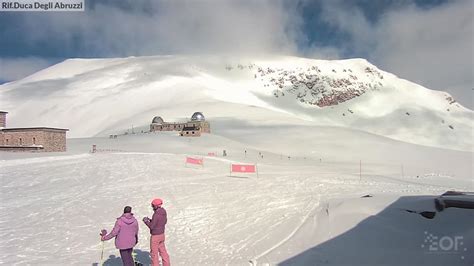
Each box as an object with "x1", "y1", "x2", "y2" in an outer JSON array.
[
  {"x1": 143, "y1": 198, "x2": 170, "y2": 266},
  {"x1": 100, "y1": 206, "x2": 139, "y2": 266}
]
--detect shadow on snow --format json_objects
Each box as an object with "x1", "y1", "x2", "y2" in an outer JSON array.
[
  {"x1": 92, "y1": 248, "x2": 151, "y2": 266},
  {"x1": 278, "y1": 195, "x2": 474, "y2": 266}
]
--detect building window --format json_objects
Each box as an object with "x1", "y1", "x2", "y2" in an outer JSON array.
[
  {"x1": 5, "y1": 139, "x2": 8, "y2": 145},
  {"x1": 33, "y1": 137, "x2": 36, "y2": 144},
  {"x1": 19, "y1": 138, "x2": 22, "y2": 145}
]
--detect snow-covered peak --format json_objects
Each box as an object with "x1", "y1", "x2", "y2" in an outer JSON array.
[{"x1": 0, "y1": 55, "x2": 472, "y2": 151}]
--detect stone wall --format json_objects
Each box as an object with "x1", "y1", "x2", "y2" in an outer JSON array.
[
  {"x1": 0, "y1": 129, "x2": 67, "y2": 152},
  {"x1": 150, "y1": 122, "x2": 186, "y2": 132},
  {"x1": 180, "y1": 130, "x2": 201, "y2": 137},
  {"x1": 0, "y1": 113, "x2": 6, "y2": 128},
  {"x1": 150, "y1": 119, "x2": 211, "y2": 135},
  {"x1": 199, "y1": 121, "x2": 211, "y2": 133},
  {"x1": 184, "y1": 121, "x2": 210, "y2": 133}
]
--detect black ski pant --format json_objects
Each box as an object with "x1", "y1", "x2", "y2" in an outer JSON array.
[{"x1": 119, "y1": 248, "x2": 134, "y2": 266}]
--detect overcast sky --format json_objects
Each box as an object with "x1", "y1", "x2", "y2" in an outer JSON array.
[{"x1": 0, "y1": 0, "x2": 472, "y2": 108}]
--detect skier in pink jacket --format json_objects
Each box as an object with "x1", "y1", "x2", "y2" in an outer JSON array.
[
  {"x1": 143, "y1": 198, "x2": 170, "y2": 266},
  {"x1": 100, "y1": 206, "x2": 139, "y2": 266}
]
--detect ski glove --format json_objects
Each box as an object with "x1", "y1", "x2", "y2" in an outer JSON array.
[
  {"x1": 100, "y1": 229, "x2": 107, "y2": 237},
  {"x1": 143, "y1": 217, "x2": 151, "y2": 223}
]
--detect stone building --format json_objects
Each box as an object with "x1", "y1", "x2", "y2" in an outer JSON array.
[
  {"x1": 0, "y1": 111, "x2": 69, "y2": 152},
  {"x1": 150, "y1": 112, "x2": 210, "y2": 137},
  {"x1": 0, "y1": 111, "x2": 7, "y2": 128},
  {"x1": 188, "y1": 112, "x2": 211, "y2": 133}
]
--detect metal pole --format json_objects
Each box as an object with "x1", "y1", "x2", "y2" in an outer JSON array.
[{"x1": 100, "y1": 240, "x2": 104, "y2": 265}]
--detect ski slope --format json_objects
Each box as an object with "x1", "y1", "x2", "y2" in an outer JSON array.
[{"x1": 1, "y1": 129, "x2": 472, "y2": 265}]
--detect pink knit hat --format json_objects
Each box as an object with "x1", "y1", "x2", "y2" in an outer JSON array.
[{"x1": 151, "y1": 198, "x2": 163, "y2": 207}]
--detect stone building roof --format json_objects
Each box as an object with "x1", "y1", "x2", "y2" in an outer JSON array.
[{"x1": 1, "y1": 127, "x2": 69, "y2": 132}]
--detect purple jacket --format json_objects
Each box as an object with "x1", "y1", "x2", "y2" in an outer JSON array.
[
  {"x1": 144, "y1": 207, "x2": 167, "y2": 235},
  {"x1": 104, "y1": 213, "x2": 139, "y2": 250}
]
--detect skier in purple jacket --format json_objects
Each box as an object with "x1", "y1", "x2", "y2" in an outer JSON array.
[
  {"x1": 143, "y1": 198, "x2": 170, "y2": 266},
  {"x1": 100, "y1": 206, "x2": 139, "y2": 266}
]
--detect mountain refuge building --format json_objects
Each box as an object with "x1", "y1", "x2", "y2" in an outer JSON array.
[
  {"x1": 150, "y1": 112, "x2": 210, "y2": 137},
  {"x1": 0, "y1": 111, "x2": 69, "y2": 152}
]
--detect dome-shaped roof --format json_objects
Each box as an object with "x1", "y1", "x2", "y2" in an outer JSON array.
[
  {"x1": 191, "y1": 112, "x2": 205, "y2": 121},
  {"x1": 152, "y1": 116, "x2": 164, "y2": 124}
]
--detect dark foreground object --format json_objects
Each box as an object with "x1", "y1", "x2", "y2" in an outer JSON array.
[{"x1": 435, "y1": 191, "x2": 474, "y2": 212}]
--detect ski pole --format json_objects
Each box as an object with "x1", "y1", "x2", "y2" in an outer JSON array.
[{"x1": 100, "y1": 240, "x2": 105, "y2": 265}]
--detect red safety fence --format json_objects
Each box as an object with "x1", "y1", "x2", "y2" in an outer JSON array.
[
  {"x1": 231, "y1": 164, "x2": 256, "y2": 173},
  {"x1": 186, "y1": 156, "x2": 204, "y2": 166}
]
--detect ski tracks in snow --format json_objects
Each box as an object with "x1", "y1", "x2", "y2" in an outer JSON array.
[
  {"x1": 1, "y1": 151, "x2": 468, "y2": 265},
  {"x1": 249, "y1": 194, "x2": 321, "y2": 266}
]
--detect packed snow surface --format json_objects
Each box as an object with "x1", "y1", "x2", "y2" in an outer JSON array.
[{"x1": 1, "y1": 127, "x2": 473, "y2": 265}]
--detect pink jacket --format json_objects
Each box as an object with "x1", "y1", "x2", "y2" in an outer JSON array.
[{"x1": 103, "y1": 213, "x2": 139, "y2": 250}]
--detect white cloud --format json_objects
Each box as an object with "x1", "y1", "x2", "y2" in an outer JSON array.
[
  {"x1": 3, "y1": 1, "x2": 305, "y2": 81},
  {"x1": 0, "y1": 57, "x2": 52, "y2": 81},
  {"x1": 320, "y1": 0, "x2": 474, "y2": 109},
  {"x1": 373, "y1": 1, "x2": 473, "y2": 109},
  {"x1": 4, "y1": 0, "x2": 472, "y2": 110},
  {"x1": 304, "y1": 45, "x2": 342, "y2": 60},
  {"x1": 20, "y1": 1, "x2": 302, "y2": 56}
]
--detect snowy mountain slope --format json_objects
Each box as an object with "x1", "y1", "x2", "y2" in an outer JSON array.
[{"x1": 0, "y1": 55, "x2": 472, "y2": 151}]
